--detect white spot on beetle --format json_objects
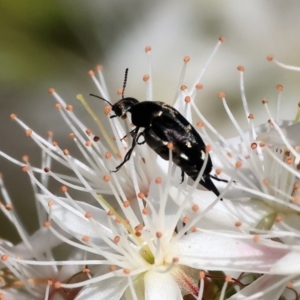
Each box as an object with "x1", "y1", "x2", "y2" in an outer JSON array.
[
  {"x1": 201, "y1": 150, "x2": 206, "y2": 160},
  {"x1": 180, "y1": 153, "x2": 189, "y2": 160},
  {"x1": 185, "y1": 141, "x2": 192, "y2": 148}
]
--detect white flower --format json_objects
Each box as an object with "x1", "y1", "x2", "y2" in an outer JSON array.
[
  {"x1": 0, "y1": 38, "x2": 293, "y2": 299},
  {"x1": 27, "y1": 178, "x2": 286, "y2": 299},
  {"x1": 0, "y1": 164, "x2": 78, "y2": 299},
  {"x1": 213, "y1": 57, "x2": 300, "y2": 300},
  {"x1": 194, "y1": 64, "x2": 300, "y2": 235}
]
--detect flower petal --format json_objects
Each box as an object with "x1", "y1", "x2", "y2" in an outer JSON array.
[
  {"x1": 75, "y1": 277, "x2": 128, "y2": 300},
  {"x1": 271, "y1": 251, "x2": 300, "y2": 274},
  {"x1": 11, "y1": 227, "x2": 64, "y2": 259},
  {"x1": 144, "y1": 270, "x2": 183, "y2": 300},
  {"x1": 256, "y1": 122, "x2": 300, "y2": 146},
  {"x1": 169, "y1": 186, "x2": 273, "y2": 229},
  {"x1": 38, "y1": 195, "x2": 113, "y2": 242},
  {"x1": 165, "y1": 232, "x2": 288, "y2": 273}
]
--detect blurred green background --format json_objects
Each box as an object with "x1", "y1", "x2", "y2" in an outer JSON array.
[{"x1": 1, "y1": 0, "x2": 300, "y2": 244}]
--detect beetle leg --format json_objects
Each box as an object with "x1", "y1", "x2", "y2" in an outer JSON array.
[
  {"x1": 137, "y1": 132, "x2": 146, "y2": 145},
  {"x1": 209, "y1": 174, "x2": 228, "y2": 183},
  {"x1": 120, "y1": 128, "x2": 137, "y2": 141},
  {"x1": 210, "y1": 174, "x2": 236, "y2": 186},
  {"x1": 113, "y1": 147, "x2": 135, "y2": 171},
  {"x1": 180, "y1": 171, "x2": 185, "y2": 184},
  {"x1": 113, "y1": 127, "x2": 140, "y2": 172},
  {"x1": 201, "y1": 175, "x2": 224, "y2": 200}
]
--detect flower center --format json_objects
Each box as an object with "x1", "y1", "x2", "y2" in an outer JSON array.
[{"x1": 139, "y1": 245, "x2": 155, "y2": 264}]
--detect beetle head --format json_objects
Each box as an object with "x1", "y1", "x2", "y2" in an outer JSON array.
[
  {"x1": 90, "y1": 68, "x2": 139, "y2": 118},
  {"x1": 89, "y1": 94, "x2": 139, "y2": 118},
  {"x1": 111, "y1": 97, "x2": 139, "y2": 118}
]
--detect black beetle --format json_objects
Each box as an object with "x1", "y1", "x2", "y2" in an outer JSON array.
[{"x1": 90, "y1": 69, "x2": 223, "y2": 197}]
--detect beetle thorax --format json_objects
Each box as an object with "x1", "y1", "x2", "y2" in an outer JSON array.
[{"x1": 130, "y1": 101, "x2": 163, "y2": 128}]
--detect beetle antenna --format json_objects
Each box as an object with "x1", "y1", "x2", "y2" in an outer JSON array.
[
  {"x1": 122, "y1": 68, "x2": 129, "y2": 99},
  {"x1": 89, "y1": 94, "x2": 113, "y2": 107}
]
